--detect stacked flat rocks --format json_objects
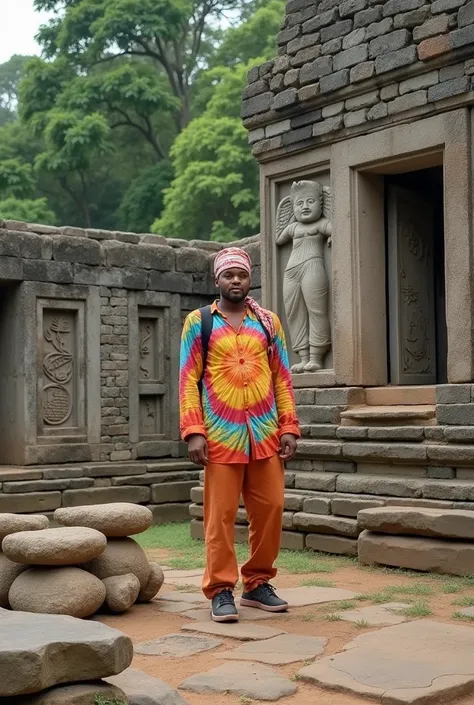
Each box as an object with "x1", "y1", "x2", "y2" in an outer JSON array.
[
  {"x1": 55, "y1": 503, "x2": 164, "y2": 611},
  {"x1": 0, "y1": 608, "x2": 133, "y2": 703},
  {"x1": 0, "y1": 503, "x2": 164, "y2": 618},
  {"x1": 358, "y1": 507, "x2": 474, "y2": 576},
  {"x1": 0, "y1": 513, "x2": 50, "y2": 609}
]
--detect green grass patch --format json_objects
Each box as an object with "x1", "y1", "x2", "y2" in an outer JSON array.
[
  {"x1": 357, "y1": 583, "x2": 432, "y2": 605},
  {"x1": 300, "y1": 612, "x2": 317, "y2": 622},
  {"x1": 300, "y1": 578, "x2": 336, "y2": 588},
  {"x1": 325, "y1": 613, "x2": 342, "y2": 621},
  {"x1": 453, "y1": 595, "x2": 474, "y2": 607},
  {"x1": 398, "y1": 600, "x2": 432, "y2": 618},
  {"x1": 354, "y1": 619, "x2": 370, "y2": 629},
  {"x1": 136, "y1": 523, "x2": 346, "y2": 573}
]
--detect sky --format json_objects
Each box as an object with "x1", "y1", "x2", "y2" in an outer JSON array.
[{"x1": 1, "y1": 0, "x2": 53, "y2": 63}]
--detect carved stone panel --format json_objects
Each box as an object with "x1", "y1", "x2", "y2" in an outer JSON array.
[
  {"x1": 139, "y1": 395, "x2": 163, "y2": 436},
  {"x1": 388, "y1": 185, "x2": 437, "y2": 385},
  {"x1": 139, "y1": 316, "x2": 164, "y2": 382},
  {"x1": 42, "y1": 310, "x2": 76, "y2": 428}
]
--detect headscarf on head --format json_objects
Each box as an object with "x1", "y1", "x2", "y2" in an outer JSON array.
[{"x1": 214, "y1": 247, "x2": 276, "y2": 355}]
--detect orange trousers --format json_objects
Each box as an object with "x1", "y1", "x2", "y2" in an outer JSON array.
[{"x1": 202, "y1": 454, "x2": 284, "y2": 599}]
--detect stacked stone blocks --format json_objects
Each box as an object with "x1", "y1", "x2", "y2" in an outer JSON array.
[{"x1": 243, "y1": 0, "x2": 474, "y2": 156}]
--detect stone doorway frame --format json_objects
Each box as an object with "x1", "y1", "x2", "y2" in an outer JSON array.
[{"x1": 261, "y1": 109, "x2": 472, "y2": 388}]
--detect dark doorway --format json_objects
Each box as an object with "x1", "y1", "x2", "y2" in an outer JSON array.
[{"x1": 384, "y1": 166, "x2": 447, "y2": 385}]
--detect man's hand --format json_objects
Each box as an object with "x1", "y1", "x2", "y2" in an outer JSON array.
[
  {"x1": 279, "y1": 433, "x2": 298, "y2": 461},
  {"x1": 188, "y1": 434, "x2": 208, "y2": 466}
]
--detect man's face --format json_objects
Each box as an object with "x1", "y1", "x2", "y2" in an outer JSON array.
[{"x1": 217, "y1": 267, "x2": 251, "y2": 303}]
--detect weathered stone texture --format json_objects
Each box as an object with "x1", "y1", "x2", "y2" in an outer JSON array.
[{"x1": 241, "y1": 0, "x2": 474, "y2": 155}]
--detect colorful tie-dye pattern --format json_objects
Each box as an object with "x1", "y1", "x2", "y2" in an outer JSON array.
[{"x1": 179, "y1": 302, "x2": 300, "y2": 464}]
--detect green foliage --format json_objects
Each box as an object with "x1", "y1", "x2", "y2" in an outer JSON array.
[
  {"x1": 0, "y1": 0, "x2": 284, "y2": 232},
  {"x1": 0, "y1": 55, "x2": 31, "y2": 125},
  {"x1": 152, "y1": 63, "x2": 260, "y2": 241},
  {"x1": 0, "y1": 159, "x2": 36, "y2": 197},
  {"x1": 118, "y1": 161, "x2": 174, "y2": 232},
  {"x1": 0, "y1": 196, "x2": 56, "y2": 224}
]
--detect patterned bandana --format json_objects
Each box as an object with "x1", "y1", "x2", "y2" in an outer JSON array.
[
  {"x1": 214, "y1": 247, "x2": 276, "y2": 355},
  {"x1": 214, "y1": 247, "x2": 252, "y2": 279}
]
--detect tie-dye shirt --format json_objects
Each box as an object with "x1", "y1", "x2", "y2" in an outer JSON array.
[{"x1": 179, "y1": 301, "x2": 300, "y2": 464}]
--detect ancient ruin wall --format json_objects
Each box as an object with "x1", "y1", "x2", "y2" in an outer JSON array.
[
  {"x1": 0, "y1": 219, "x2": 261, "y2": 468},
  {"x1": 242, "y1": 0, "x2": 474, "y2": 156}
]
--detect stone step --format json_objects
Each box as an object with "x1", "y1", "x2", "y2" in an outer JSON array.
[
  {"x1": 293, "y1": 512, "x2": 359, "y2": 537},
  {"x1": 365, "y1": 386, "x2": 436, "y2": 406},
  {"x1": 358, "y1": 530, "x2": 474, "y2": 576},
  {"x1": 340, "y1": 405, "x2": 436, "y2": 427},
  {"x1": 358, "y1": 506, "x2": 474, "y2": 541}
]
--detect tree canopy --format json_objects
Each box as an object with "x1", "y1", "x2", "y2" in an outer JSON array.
[{"x1": 0, "y1": 0, "x2": 283, "y2": 237}]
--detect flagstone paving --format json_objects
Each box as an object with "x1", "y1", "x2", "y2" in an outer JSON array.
[
  {"x1": 107, "y1": 667, "x2": 189, "y2": 704},
  {"x1": 336, "y1": 602, "x2": 409, "y2": 626},
  {"x1": 159, "y1": 592, "x2": 208, "y2": 604},
  {"x1": 297, "y1": 620, "x2": 474, "y2": 704},
  {"x1": 181, "y1": 621, "x2": 286, "y2": 640},
  {"x1": 181, "y1": 605, "x2": 285, "y2": 621},
  {"x1": 154, "y1": 600, "x2": 199, "y2": 613},
  {"x1": 276, "y1": 586, "x2": 358, "y2": 606},
  {"x1": 179, "y1": 662, "x2": 297, "y2": 701},
  {"x1": 215, "y1": 633, "x2": 328, "y2": 665},
  {"x1": 135, "y1": 633, "x2": 222, "y2": 657}
]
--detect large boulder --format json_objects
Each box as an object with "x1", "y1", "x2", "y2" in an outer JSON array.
[
  {"x1": 0, "y1": 609, "x2": 133, "y2": 697},
  {"x1": 9, "y1": 567, "x2": 106, "y2": 618},
  {"x1": 9, "y1": 681, "x2": 128, "y2": 704},
  {"x1": 103, "y1": 574, "x2": 140, "y2": 613},
  {"x1": 137, "y1": 561, "x2": 164, "y2": 603},
  {"x1": 83, "y1": 537, "x2": 151, "y2": 590},
  {"x1": 2, "y1": 527, "x2": 106, "y2": 566},
  {"x1": 54, "y1": 503, "x2": 153, "y2": 537},
  {"x1": 0, "y1": 552, "x2": 29, "y2": 608},
  {"x1": 0, "y1": 513, "x2": 49, "y2": 542}
]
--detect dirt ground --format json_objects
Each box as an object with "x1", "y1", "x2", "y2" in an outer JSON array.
[{"x1": 98, "y1": 556, "x2": 474, "y2": 705}]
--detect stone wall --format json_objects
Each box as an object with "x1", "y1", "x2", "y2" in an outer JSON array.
[
  {"x1": 242, "y1": 0, "x2": 474, "y2": 157},
  {"x1": 0, "y1": 219, "x2": 260, "y2": 517}
]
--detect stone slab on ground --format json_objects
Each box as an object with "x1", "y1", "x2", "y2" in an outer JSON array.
[
  {"x1": 358, "y1": 530, "x2": 474, "y2": 576},
  {"x1": 0, "y1": 610, "x2": 133, "y2": 697},
  {"x1": 181, "y1": 621, "x2": 286, "y2": 641},
  {"x1": 107, "y1": 667, "x2": 189, "y2": 705},
  {"x1": 182, "y1": 606, "x2": 285, "y2": 621},
  {"x1": 277, "y1": 586, "x2": 358, "y2": 606},
  {"x1": 338, "y1": 602, "x2": 409, "y2": 626},
  {"x1": 179, "y1": 662, "x2": 297, "y2": 701},
  {"x1": 358, "y1": 506, "x2": 474, "y2": 540},
  {"x1": 154, "y1": 600, "x2": 197, "y2": 613},
  {"x1": 134, "y1": 633, "x2": 222, "y2": 657},
  {"x1": 298, "y1": 620, "x2": 474, "y2": 704},
  {"x1": 159, "y1": 592, "x2": 208, "y2": 604},
  {"x1": 216, "y1": 633, "x2": 327, "y2": 664},
  {"x1": 459, "y1": 606, "x2": 474, "y2": 618}
]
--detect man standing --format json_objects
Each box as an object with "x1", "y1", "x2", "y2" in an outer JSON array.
[{"x1": 179, "y1": 246, "x2": 300, "y2": 622}]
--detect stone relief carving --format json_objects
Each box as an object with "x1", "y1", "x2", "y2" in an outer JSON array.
[
  {"x1": 139, "y1": 321, "x2": 153, "y2": 380},
  {"x1": 42, "y1": 315, "x2": 73, "y2": 425},
  {"x1": 276, "y1": 180, "x2": 332, "y2": 373},
  {"x1": 399, "y1": 215, "x2": 432, "y2": 376}
]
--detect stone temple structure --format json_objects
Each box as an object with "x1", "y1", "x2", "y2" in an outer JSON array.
[
  {"x1": 192, "y1": 0, "x2": 474, "y2": 560},
  {"x1": 7, "y1": 2, "x2": 474, "y2": 567}
]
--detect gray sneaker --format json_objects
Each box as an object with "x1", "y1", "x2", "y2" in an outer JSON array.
[
  {"x1": 211, "y1": 589, "x2": 239, "y2": 622},
  {"x1": 240, "y1": 583, "x2": 288, "y2": 612}
]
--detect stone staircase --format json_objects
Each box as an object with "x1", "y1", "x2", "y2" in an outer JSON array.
[{"x1": 340, "y1": 386, "x2": 436, "y2": 427}]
